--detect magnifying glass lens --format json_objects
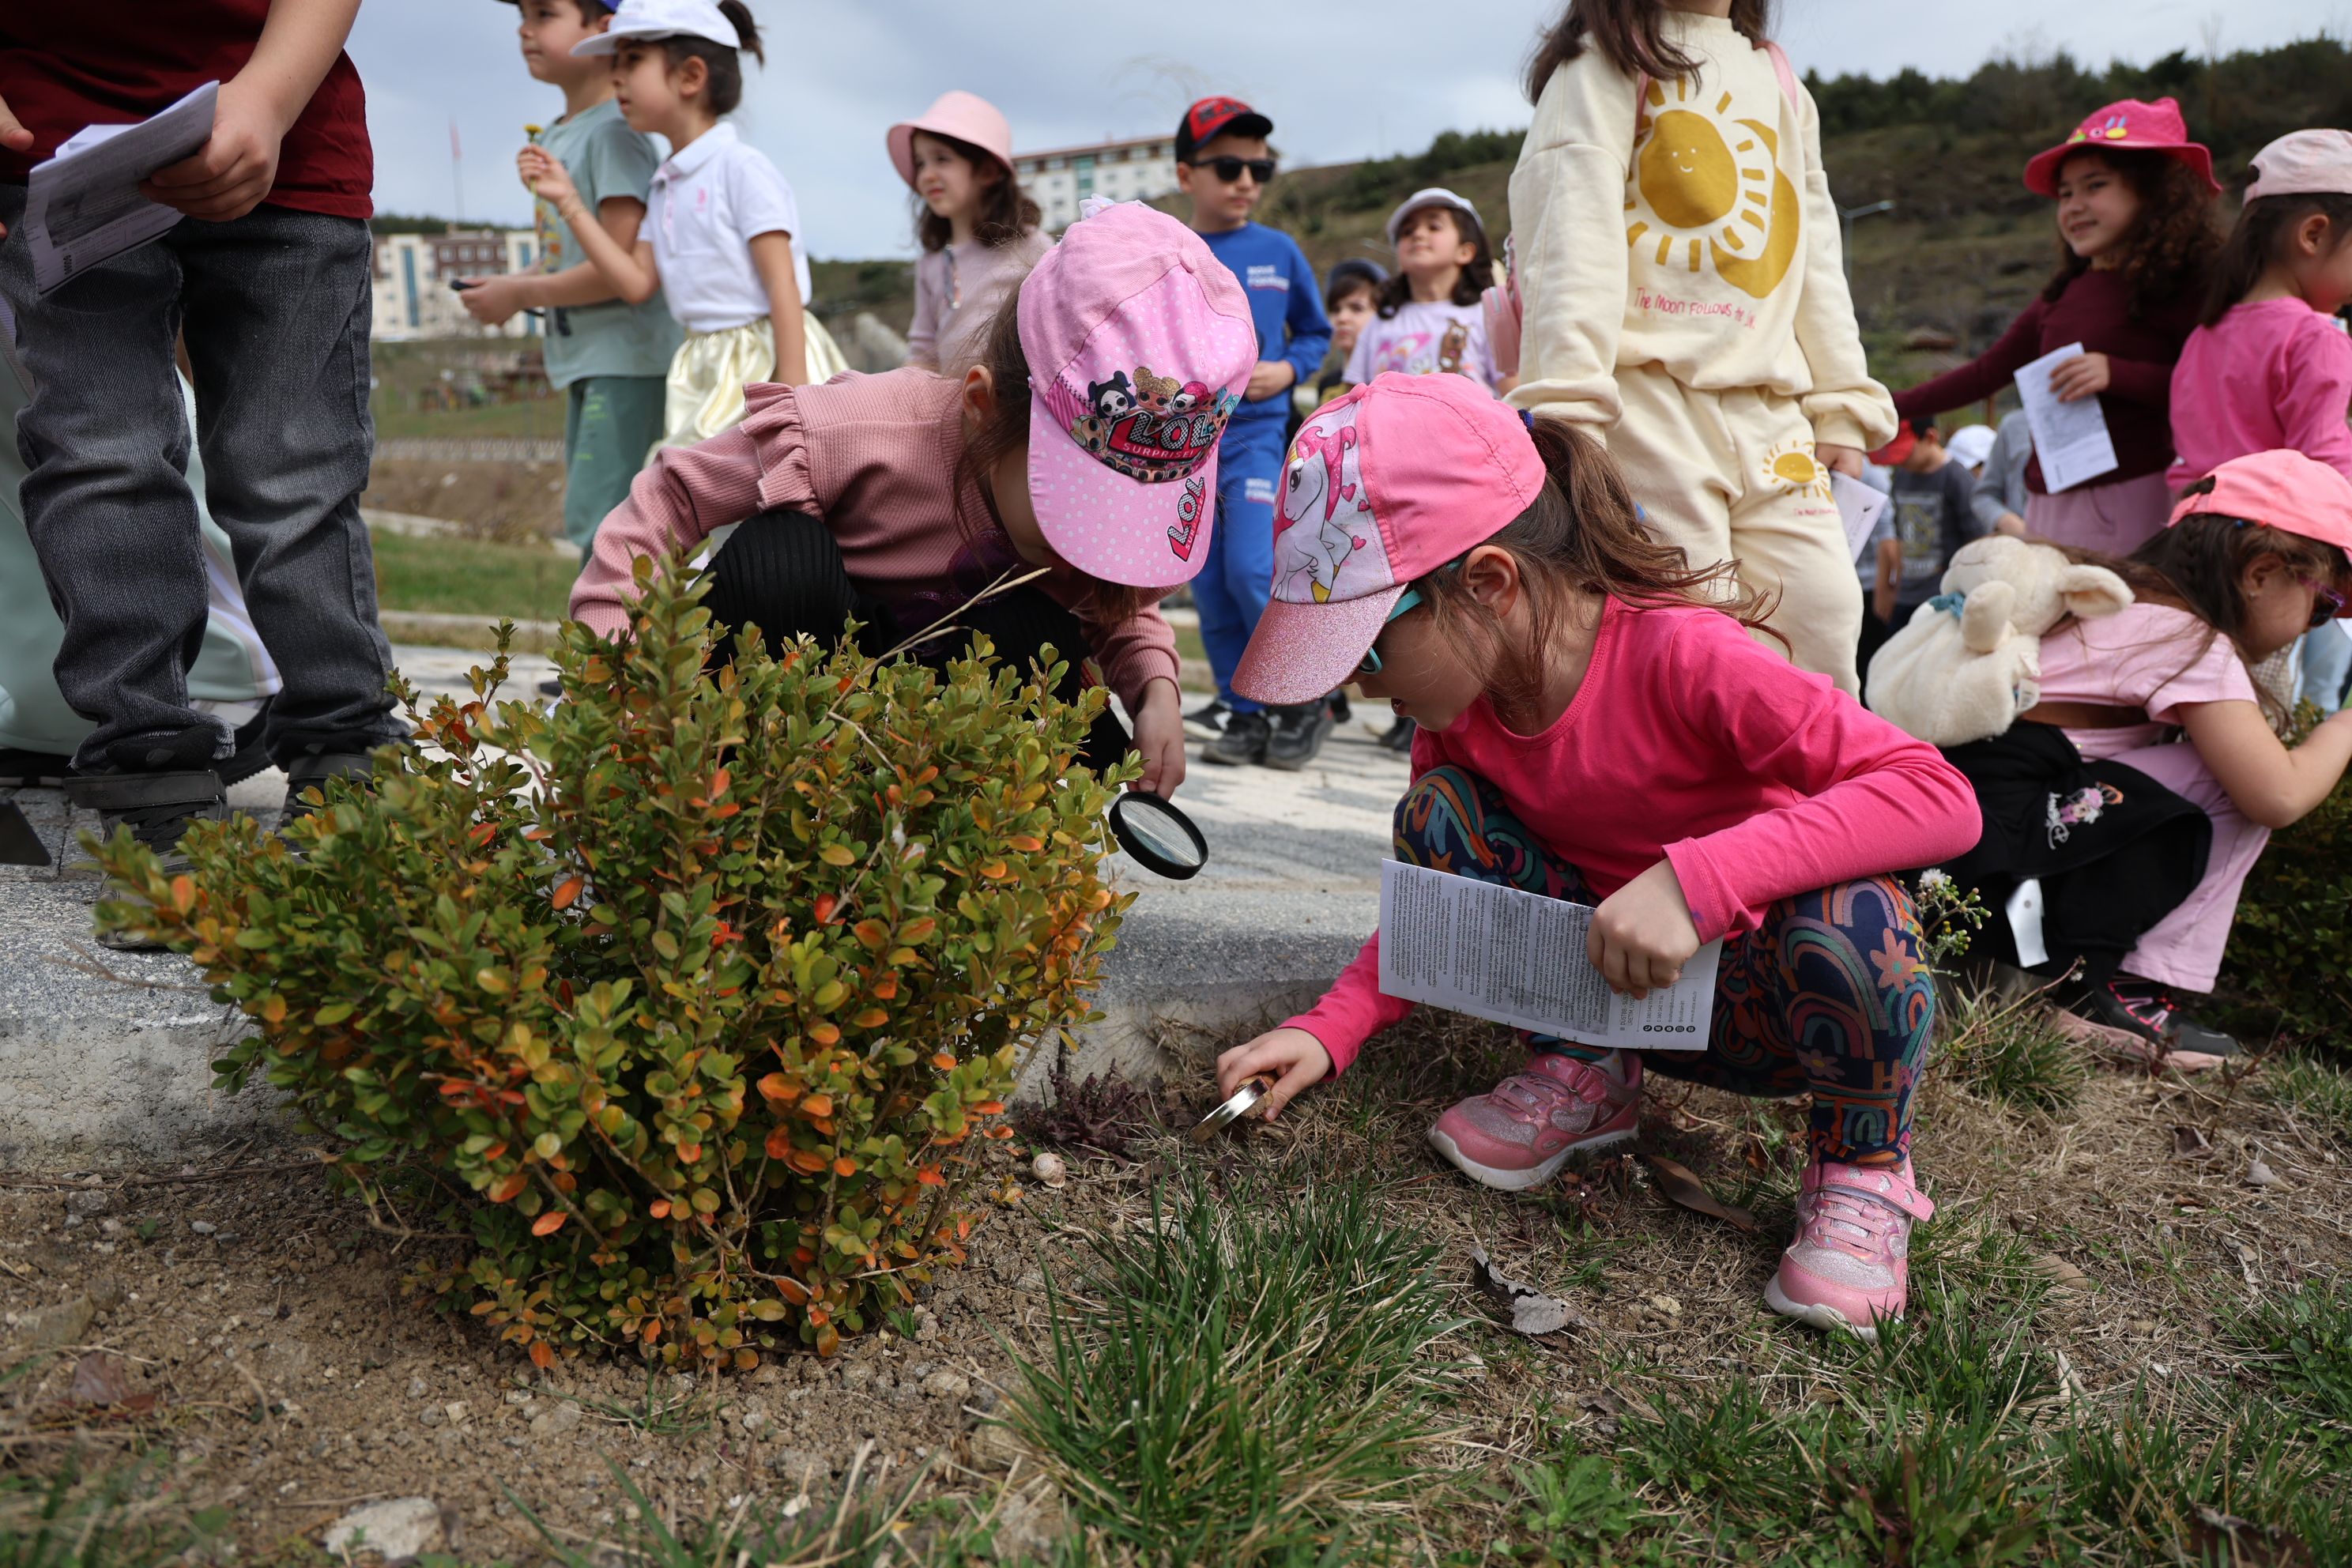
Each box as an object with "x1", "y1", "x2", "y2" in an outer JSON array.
[
  {"x1": 1107, "y1": 791, "x2": 1208, "y2": 880},
  {"x1": 1121, "y1": 801, "x2": 1199, "y2": 865}
]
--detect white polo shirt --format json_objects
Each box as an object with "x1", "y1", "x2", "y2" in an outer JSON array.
[{"x1": 647, "y1": 122, "x2": 812, "y2": 334}]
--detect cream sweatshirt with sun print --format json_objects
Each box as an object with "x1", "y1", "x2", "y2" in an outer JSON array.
[{"x1": 1506, "y1": 13, "x2": 1894, "y2": 453}]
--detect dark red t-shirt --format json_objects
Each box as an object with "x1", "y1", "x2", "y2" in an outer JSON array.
[{"x1": 0, "y1": 2, "x2": 371, "y2": 220}]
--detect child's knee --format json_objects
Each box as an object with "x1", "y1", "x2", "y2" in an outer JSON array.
[{"x1": 1394, "y1": 765, "x2": 1486, "y2": 854}]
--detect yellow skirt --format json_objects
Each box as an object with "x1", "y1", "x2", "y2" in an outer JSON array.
[{"x1": 657, "y1": 312, "x2": 850, "y2": 453}]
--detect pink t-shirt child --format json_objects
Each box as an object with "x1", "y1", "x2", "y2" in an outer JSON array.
[
  {"x1": 2168, "y1": 298, "x2": 2352, "y2": 486},
  {"x1": 1283, "y1": 597, "x2": 1980, "y2": 1072},
  {"x1": 2034, "y1": 601, "x2": 2260, "y2": 760}
]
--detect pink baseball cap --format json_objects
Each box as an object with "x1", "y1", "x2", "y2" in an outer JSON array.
[
  {"x1": 2022, "y1": 97, "x2": 2218, "y2": 198},
  {"x1": 2171, "y1": 449, "x2": 2352, "y2": 592},
  {"x1": 887, "y1": 91, "x2": 1015, "y2": 189},
  {"x1": 1020, "y1": 198, "x2": 1257, "y2": 588},
  {"x1": 2245, "y1": 130, "x2": 2352, "y2": 202},
  {"x1": 1232, "y1": 374, "x2": 1547, "y2": 705}
]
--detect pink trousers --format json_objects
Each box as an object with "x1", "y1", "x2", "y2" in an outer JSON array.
[
  {"x1": 2025, "y1": 472, "x2": 2174, "y2": 559},
  {"x1": 2105, "y1": 740, "x2": 2268, "y2": 993}
]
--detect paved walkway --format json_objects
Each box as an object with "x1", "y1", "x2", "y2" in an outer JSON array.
[{"x1": 1, "y1": 649, "x2": 1407, "y2": 1160}]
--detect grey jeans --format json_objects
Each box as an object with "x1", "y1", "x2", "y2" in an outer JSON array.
[{"x1": 0, "y1": 187, "x2": 401, "y2": 771}]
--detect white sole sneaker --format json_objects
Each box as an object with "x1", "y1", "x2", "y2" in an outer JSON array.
[
  {"x1": 1763, "y1": 1275, "x2": 1894, "y2": 1343},
  {"x1": 1426, "y1": 1124, "x2": 1635, "y2": 1193}
]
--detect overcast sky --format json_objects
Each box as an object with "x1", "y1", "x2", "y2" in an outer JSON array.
[{"x1": 352, "y1": 0, "x2": 2339, "y2": 260}]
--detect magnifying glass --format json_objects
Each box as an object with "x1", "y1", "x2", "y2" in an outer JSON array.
[{"x1": 1106, "y1": 790, "x2": 1207, "y2": 880}]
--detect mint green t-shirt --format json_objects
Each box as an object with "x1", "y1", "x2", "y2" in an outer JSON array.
[{"x1": 533, "y1": 100, "x2": 681, "y2": 386}]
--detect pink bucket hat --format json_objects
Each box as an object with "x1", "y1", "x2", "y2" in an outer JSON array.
[
  {"x1": 1232, "y1": 374, "x2": 1547, "y2": 706},
  {"x1": 1020, "y1": 198, "x2": 1257, "y2": 589},
  {"x1": 2172, "y1": 450, "x2": 2352, "y2": 591},
  {"x1": 2244, "y1": 130, "x2": 2352, "y2": 202},
  {"x1": 2023, "y1": 97, "x2": 2218, "y2": 198},
  {"x1": 887, "y1": 91, "x2": 1015, "y2": 190}
]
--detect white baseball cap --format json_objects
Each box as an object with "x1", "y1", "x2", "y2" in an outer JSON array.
[
  {"x1": 2245, "y1": 130, "x2": 2352, "y2": 202},
  {"x1": 571, "y1": 0, "x2": 741, "y2": 55},
  {"x1": 1384, "y1": 187, "x2": 1483, "y2": 247},
  {"x1": 1945, "y1": 424, "x2": 1996, "y2": 469}
]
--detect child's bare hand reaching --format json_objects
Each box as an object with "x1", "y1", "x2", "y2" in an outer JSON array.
[
  {"x1": 1215, "y1": 1027, "x2": 1331, "y2": 1121},
  {"x1": 517, "y1": 146, "x2": 578, "y2": 210},
  {"x1": 1589, "y1": 858, "x2": 1700, "y2": 1000}
]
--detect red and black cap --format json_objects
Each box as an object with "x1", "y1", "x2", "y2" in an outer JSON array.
[{"x1": 1175, "y1": 97, "x2": 1273, "y2": 161}]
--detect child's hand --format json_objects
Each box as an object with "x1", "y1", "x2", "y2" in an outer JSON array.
[
  {"x1": 1816, "y1": 443, "x2": 1866, "y2": 479},
  {"x1": 457, "y1": 274, "x2": 528, "y2": 327},
  {"x1": 1246, "y1": 360, "x2": 1297, "y2": 402},
  {"x1": 2049, "y1": 352, "x2": 2112, "y2": 402},
  {"x1": 1216, "y1": 1027, "x2": 1332, "y2": 1121},
  {"x1": 1131, "y1": 677, "x2": 1188, "y2": 798},
  {"x1": 140, "y1": 77, "x2": 288, "y2": 223},
  {"x1": 1589, "y1": 859, "x2": 1700, "y2": 1000},
  {"x1": 517, "y1": 146, "x2": 579, "y2": 210}
]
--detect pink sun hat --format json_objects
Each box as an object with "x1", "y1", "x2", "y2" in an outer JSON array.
[
  {"x1": 2171, "y1": 449, "x2": 2352, "y2": 590},
  {"x1": 886, "y1": 91, "x2": 1015, "y2": 190},
  {"x1": 1232, "y1": 374, "x2": 1547, "y2": 706},
  {"x1": 2022, "y1": 96, "x2": 2219, "y2": 198},
  {"x1": 1019, "y1": 198, "x2": 1257, "y2": 589}
]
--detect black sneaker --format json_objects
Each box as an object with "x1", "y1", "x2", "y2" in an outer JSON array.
[
  {"x1": 62, "y1": 769, "x2": 228, "y2": 948},
  {"x1": 218, "y1": 701, "x2": 273, "y2": 787},
  {"x1": 0, "y1": 747, "x2": 71, "y2": 788},
  {"x1": 1375, "y1": 716, "x2": 1417, "y2": 754},
  {"x1": 281, "y1": 752, "x2": 385, "y2": 825},
  {"x1": 1202, "y1": 708, "x2": 1271, "y2": 767},
  {"x1": 1263, "y1": 701, "x2": 1336, "y2": 771},
  {"x1": 2075, "y1": 976, "x2": 2241, "y2": 1061},
  {"x1": 538, "y1": 677, "x2": 565, "y2": 700},
  {"x1": 1183, "y1": 697, "x2": 1229, "y2": 741}
]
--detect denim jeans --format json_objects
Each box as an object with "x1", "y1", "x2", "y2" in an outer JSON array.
[
  {"x1": 0, "y1": 189, "x2": 401, "y2": 771},
  {"x1": 2301, "y1": 625, "x2": 2352, "y2": 717}
]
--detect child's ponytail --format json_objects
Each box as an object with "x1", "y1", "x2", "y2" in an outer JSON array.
[
  {"x1": 662, "y1": 2, "x2": 763, "y2": 115},
  {"x1": 1524, "y1": 0, "x2": 1776, "y2": 101},
  {"x1": 1414, "y1": 416, "x2": 1777, "y2": 714}
]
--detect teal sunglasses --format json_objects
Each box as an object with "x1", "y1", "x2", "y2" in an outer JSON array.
[{"x1": 1355, "y1": 560, "x2": 1461, "y2": 677}]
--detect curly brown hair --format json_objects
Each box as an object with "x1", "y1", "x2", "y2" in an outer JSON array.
[{"x1": 2038, "y1": 146, "x2": 2221, "y2": 321}]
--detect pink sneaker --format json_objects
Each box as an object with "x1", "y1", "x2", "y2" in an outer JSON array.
[
  {"x1": 1766, "y1": 1159, "x2": 1935, "y2": 1340},
  {"x1": 1426, "y1": 1052, "x2": 1641, "y2": 1192}
]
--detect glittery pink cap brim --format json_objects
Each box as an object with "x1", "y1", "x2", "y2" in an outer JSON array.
[{"x1": 1231, "y1": 586, "x2": 1406, "y2": 707}]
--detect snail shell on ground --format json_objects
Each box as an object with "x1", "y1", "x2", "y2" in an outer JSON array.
[{"x1": 1032, "y1": 1152, "x2": 1069, "y2": 1188}]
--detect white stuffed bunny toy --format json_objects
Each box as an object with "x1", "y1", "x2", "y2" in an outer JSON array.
[{"x1": 1864, "y1": 535, "x2": 2134, "y2": 747}]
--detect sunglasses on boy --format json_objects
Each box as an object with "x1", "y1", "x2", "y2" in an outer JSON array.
[{"x1": 1188, "y1": 156, "x2": 1277, "y2": 185}]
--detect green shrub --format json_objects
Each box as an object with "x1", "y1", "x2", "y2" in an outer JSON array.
[
  {"x1": 92, "y1": 559, "x2": 1133, "y2": 1366},
  {"x1": 2220, "y1": 703, "x2": 2352, "y2": 1049}
]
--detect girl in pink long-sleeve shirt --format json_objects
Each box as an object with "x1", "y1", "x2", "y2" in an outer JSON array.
[
  {"x1": 1215, "y1": 374, "x2": 1980, "y2": 1338},
  {"x1": 571, "y1": 197, "x2": 1259, "y2": 796}
]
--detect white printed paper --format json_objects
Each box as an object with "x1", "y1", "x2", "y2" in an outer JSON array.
[
  {"x1": 1377, "y1": 860, "x2": 1721, "y2": 1050},
  {"x1": 23, "y1": 82, "x2": 220, "y2": 296},
  {"x1": 1833, "y1": 472, "x2": 1890, "y2": 565},
  {"x1": 2013, "y1": 342, "x2": 2118, "y2": 494}
]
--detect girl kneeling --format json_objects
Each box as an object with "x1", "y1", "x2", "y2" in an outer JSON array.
[{"x1": 1217, "y1": 374, "x2": 1981, "y2": 1336}]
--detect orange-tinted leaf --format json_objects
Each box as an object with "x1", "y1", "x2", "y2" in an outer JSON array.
[
  {"x1": 529, "y1": 1340, "x2": 555, "y2": 1370},
  {"x1": 756, "y1": 1072, "x2": 800, "y2": 1103},
  {"x1": 169, "y1": 875, "x2": 196, "y2": 914},
  {"x1": 488, "y1": 1172, "x2": 528, "y2": 1203},
  {"x1": 931, "y1": 1054, "x2": 956, "y2": 1071},
  {"x1": 1008, "y1": 835, "x2": 1043, "y2": 853},
  {"x1": 710, "y1": 767, "x2": 731, "y2": 797},
  {"x1": 853, "y1": 1007, "x2": 888, "y2": 1029},
  {"x1": 808, "y1": 1023, "x2": 841, "y2": 1046},
  {"x1": 551, "y1": 876, "x2": 583, "y2": 910},
  {"x1": 531, "y1": 1211, "x2": 567, "y2": 1237},
  {"x1": 972, "y1": 1100, "x2": 1005, "y2": 1115},
  {"x1": 649, "y1": 1199, "x2": 673, "y2": 1219},
  {"x1": 763, "y1": 1127, "x2": 793, "y2": 1160},
  {"x1": 800, "y1": 1095, "x2": 833, "y2": 1118},
  {"x1": 833, "y1": 1157, "x2": 858, "y2": 1177},
  {"x1": 677, "y1": 1142, "x2": 703, "y2": 1165},
  {"x1": 786, "y1": 1148, "x2": 827, "y2": 1175},
  {"x1": 917, "y1": 1165, "x2": 945, "y2": 1187},
  {"x1": 775, "y1": 1276, "x2": 810, "y2": 1305},
  {"x1": 813, "y1": 895, "x2": 839, "y2": 925}
]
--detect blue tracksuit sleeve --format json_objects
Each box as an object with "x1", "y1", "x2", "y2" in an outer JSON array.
[{"x1": 1280, "y1": 239, "x2": 1332, "y2": 386}]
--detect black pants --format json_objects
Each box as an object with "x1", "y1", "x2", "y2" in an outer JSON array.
[{"x1": 703, "y1": 509, "x2": 1133, "y2": 773}]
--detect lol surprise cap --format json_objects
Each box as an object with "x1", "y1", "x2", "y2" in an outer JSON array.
[
  {"x1": 1385, "y1": 187, "x2": 1484, "y2": 247},
  {"x1": 570, "y1": 0, "x2": 738, "y2": 54},
  {"x1": 2244, "y1": 130, "x2": 2352, "y2": 202},
  {"x1": 1019, "y1": 198, "x2": 1257, "y2": 588},
  {"x1": 2170, "y1": 449, "x2": 2352, "y2": 587},
  {"x1": 887, "y1": 91, "x2": 1016, "y2": 190},
  {"x1": 2022, "y1": 96, "x2": 2218, "y2": 198},
  {"x1": 1231, "y1": 374, "x2": 1547, "y2": 706}
]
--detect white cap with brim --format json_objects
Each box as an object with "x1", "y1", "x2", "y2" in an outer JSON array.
[
  {"x1": 1384, "y1": 187, "x2": 1483, "y2": 247},
  {"x1": 571, "y1": 0, "x2": 740, "y2": 55}
]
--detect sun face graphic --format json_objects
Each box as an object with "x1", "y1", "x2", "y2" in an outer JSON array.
[
  {"x1": 1762, "y1": 437, "x2": 1830, "y2": 499},
  {"x1": 1624, "y1": 77, "x2": 1802, "y2": 302}
]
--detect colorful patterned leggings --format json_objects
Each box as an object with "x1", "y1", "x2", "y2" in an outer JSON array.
[{"x1": 1395, "y1": 767, "x2": 1935, "y2": 1167}]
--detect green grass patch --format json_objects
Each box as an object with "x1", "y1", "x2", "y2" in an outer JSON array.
[
  {"x1": 2260, "y1": 1050, "x2": 2352, "y2": 1142},
  {"x1": 2234, "y1": 1280, "x2": 2352, "y2": 1433},
  {"x1": 1936, "y1": 985, "x2": 2088, "y2": 1118},
  {"x1": 1000, "y1": 1170, "x2": 1469, "y2": 1564},
  {"x1": 370, "y1": 528, "x2": 577, "y2": 624}
]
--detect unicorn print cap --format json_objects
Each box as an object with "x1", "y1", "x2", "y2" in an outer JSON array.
[
  {"x1": 1232, "y1": 374, "x2": 1547, "y2": 706},
  {"x1": 1019, "y1": 198, "x2": 1258, "y2": 588}
]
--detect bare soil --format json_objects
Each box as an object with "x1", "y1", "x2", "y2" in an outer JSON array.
[{"x1": 363, "y1": 458, "x2": 566, "y2": 546}]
